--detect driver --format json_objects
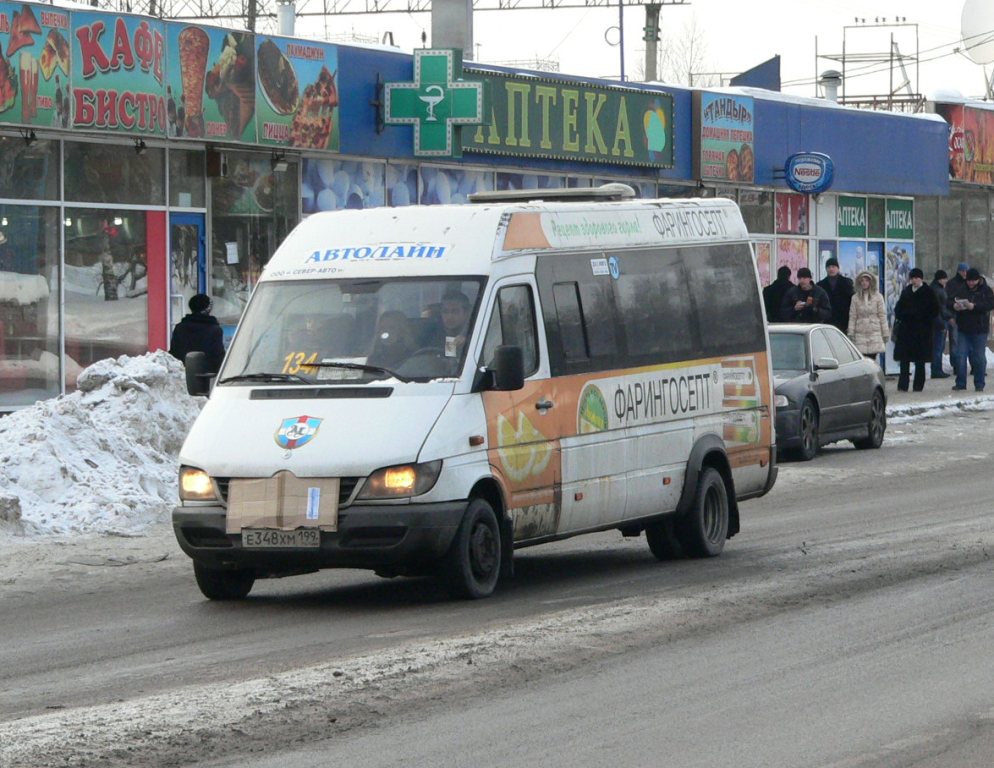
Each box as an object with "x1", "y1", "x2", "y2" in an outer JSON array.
[{"x1": 367, "y1": 311, "x2": 414, "y2": 369}]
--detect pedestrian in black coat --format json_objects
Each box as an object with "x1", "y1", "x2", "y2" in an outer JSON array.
[
  {"x1": 816, "y1": 257, "x2": 855, "y2": 332},
  {"x1": 169, "y1": 293, "x2": 225, "y2": 374},
  {"x1": 893, "y1": 268, "x2": 939, "y2": 391},
  {"x1": 780, "y1": 267, "x2": 832, "y2": 323},
  {"x1": 763, "y1": 265, "x2": 793, "y2": 323}
]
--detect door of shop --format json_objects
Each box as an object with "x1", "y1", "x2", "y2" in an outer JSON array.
[{"x1": 169, "y1": 213, "x2": 206, "y2": 329}]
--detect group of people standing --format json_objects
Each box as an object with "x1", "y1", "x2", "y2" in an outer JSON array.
[{"x1": 763, "y1": 260, "x2": 994, "y2": 393}]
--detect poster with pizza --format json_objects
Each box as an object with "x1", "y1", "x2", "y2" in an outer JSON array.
[
  {"x1": 71, "y1": 11, "x2": 167, "y2": 135},
  {"x1": 697, "y1": 92, "x2": 754, "y2": 183},
  {"x1": 254, "y1": 35, "x2": 339, "y2": 151},
  {"x1": 0, "y1": 2, "x2": 71, "y2": 129},
  {"x1": 165, "y1": 22, "x2": 256, "y2": 143}
]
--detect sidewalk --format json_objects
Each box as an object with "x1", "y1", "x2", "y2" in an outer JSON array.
[{"x1": 884, "y1": 372, "x2": 994, "y2": 418}]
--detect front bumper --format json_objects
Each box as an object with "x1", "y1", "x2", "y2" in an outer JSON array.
[
  {"x1": 173, "y1": 501, "x2": 466, "y2": 575},
  {"x1": 774, "y1": 405, "x2": 802, "y2": 450}
]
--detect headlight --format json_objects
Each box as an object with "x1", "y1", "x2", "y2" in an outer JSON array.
[
  {"x1": 179, "y1": 466, "x2": 217, "y2": 502},
  {"x1": 774, "y1": 394, "x2": 790, "y2": 408},
  {"x1": 358, "y1": 460, "x2": 442, "y2": 499}
]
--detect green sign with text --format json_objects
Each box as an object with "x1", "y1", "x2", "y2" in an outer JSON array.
[
  {"x1": 885, "y1": 198, "x2": 914, "y2": 239},
  {"x1": 384, "y1": 49, "x2": 485, "y2": 157},
  {"x1": 462, "y1": 70, "x2": 673, "y2": 168},
  {"x1": 837, "y1": 195, "x2": 867, "y2": 238}
]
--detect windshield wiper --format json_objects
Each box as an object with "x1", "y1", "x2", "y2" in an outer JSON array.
[
  {"x1": 307, "y1": 361, "x2": 411, "y2": 383},
  {"x1": 217, "y1": 372, "x2": 311, "y2": 385}
]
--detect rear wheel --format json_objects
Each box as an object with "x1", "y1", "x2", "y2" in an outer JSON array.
[
  {"x1": 795, "y1": 399, "x2": 819, "y2": 461},
  {"x1": 442, "y1": 498, "x2": 502, "y2": 599},
  {"x1": 645, "y1": 519, "x2": 683, "y2": 560},
  {"x1": 675, "y1": 466, "x2": 729, "y2": 558},
  {"x1": 853, "y1": 389, "x2": 886, "y2": 449},
  {"x1": 193, "y1": 561, "x2": 255, "y2": 601}
]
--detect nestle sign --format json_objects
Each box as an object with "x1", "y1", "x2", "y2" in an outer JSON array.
[{"x1": 784, "y1": 152, "x2": 834, "y2": 194}]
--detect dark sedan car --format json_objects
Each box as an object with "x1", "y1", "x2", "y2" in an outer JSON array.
[{"x1": 769, "y1": 323, "x2": 887, "y2": 460}]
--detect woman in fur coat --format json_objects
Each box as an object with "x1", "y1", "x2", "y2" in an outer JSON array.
[{"x1": 847, "y1": 270, "x2": 889, "y2": 358}]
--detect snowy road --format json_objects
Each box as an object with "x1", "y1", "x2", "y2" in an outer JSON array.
[{"x1": 2, "y1": 406, "x2": 994, "y2": 767}]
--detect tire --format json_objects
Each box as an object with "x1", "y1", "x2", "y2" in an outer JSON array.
[
  {"x1": 795, "y1": 398, "x2": 819, "y2": 461},
  {"x1": 645, "y1": 519, "x2": 683, "y2": 560},
  {"x1": 442, "y1": 498, "x2": 502, "y2": 599},
  {"x1": 852, "y1": 389, "x2": 886, "y2": 450},
  {"x1": 675, "y1": 466, "x2": 729, "y2": 558},
  {"x1": 193, "y1": 561, "x2": 255, "y2": 601}
]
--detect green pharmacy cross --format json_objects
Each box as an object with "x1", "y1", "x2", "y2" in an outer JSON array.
[{"x1": 384, "y1": 49, "x2": 486, "y2": 157}]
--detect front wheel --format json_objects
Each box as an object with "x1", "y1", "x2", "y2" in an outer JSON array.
[
  {"x1": 852, "y1": 389, "x2": 886, "y2": 449},
  {"x1": 442, "y1": 498, "x2": 502, "y2": 599},
  {"x1": 676, "y1": 466, "x2": 729, "y2": 558},
  {"x1": 193, "y1": 561, "x2": 255, "y2": 600}
]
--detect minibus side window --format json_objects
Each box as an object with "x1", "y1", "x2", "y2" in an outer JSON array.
[
  {"x1": 552, "y1": 282, "x2": 589, "y2": 363},
  {"x1": 481, "y1": 285, "x2": 539, "y2": 376}
]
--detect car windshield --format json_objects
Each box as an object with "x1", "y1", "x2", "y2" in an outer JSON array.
[
  {"x1": 219, "y1": 277, "x2": 484, "y2": 385},
  {"x1": 770, "y1": 333, "x2": 809, "y2": 374}
]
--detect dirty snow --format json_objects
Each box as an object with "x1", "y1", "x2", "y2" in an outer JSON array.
[{"x1": 0, "y1": 351, "x2": 202, "y2": 536}]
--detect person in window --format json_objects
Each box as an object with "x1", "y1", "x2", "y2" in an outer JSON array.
[
  {"x1": 169, "y1": 293, "x2": 225, "y2": 374},
  {"x1": 436, "y1": 290, "x2": 471, "y2": 358},
  {"x1": 779, "y1": 268, "x2": 831, "y2": 324},
  {"x1": 367, "y1": 311, "x2": 414, "y2": 370}
]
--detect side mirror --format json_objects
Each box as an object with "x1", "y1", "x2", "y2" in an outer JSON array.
[
  {"x1": 184, "y1": 351, "x2": 212, "y2": 396},
  {"x1": 814, "y1": 356, "x2": 839, "y2": 371},
  {"x1": 493, "y1": 345, "x2": 525, "y2": 391}
]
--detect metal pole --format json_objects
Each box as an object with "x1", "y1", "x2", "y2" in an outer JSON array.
[{"x1": 619, "y1": 0, "x2": 625, "y2": 82}]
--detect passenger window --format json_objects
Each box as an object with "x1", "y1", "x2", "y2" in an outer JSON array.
[
  {"x1": 811, "y1": 330, "x2": 835, "y2": 364},
  {"x1": 825, "y1": 328, "x2": 860, "y2": 363},
  {"x1": 481, "y1": 285, "x2": 539, "y2": 376},
  {"x1": 552, "y1": 282, "x2": 589, "y2": 362}
]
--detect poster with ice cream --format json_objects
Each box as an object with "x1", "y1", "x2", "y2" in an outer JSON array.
[
  {"x1": 71, "y1": 11, "x2": 167, "y2": 135},
  {"x1": 165, "y1": 22, "x2": 256, "y2": 142},
  {"x1": 254, "y1": 35, "x2": 339, "y2": 151},
  {"x1": 0, "y1": 3, "x2": 71, "y2": 129}
]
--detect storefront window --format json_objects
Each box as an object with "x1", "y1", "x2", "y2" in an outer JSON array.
[
  {"x1": 169, "y1": 148, "x2": 206, "y2": 208},
  {"x1": 739, "y1": 189, "x2": 774, "y2": 234},
  {"x1": 496, "y1": 172, "x2": 564, "y2": 191},
  {"x1": 420, "y1": 166, "x2": 493, "y2": 205},
  {"x1": 64, "y1": 208, "x2": 149, "y2": 386},
  {"x1": 0, "y1": 136, "x2": 58, "y2": 200},
  {"x1": 386, "y1": 163, "x2": 418, "y2": 206},
  {"x1": 302, "y1": 158, "x2": 385, "y2": 213},
  {"x1": 64, "y1": 141, "x2": 165, "y2": 205},
  {"x1": 0, "y1": 205, "x2": 60, "y2": 407},
  {"x1": 210, "y1": 151, "x2": 299, "y2": 328},
  {"x1": 965, "y1": 192, "x2": 989, "y2": 271}
]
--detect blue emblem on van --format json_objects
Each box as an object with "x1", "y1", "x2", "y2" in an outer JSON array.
[
  {"x1": 275, "y1": 416, "x2": 323, "y2": 450},
  {"x1": 608, "y1": 255, "x2": 621, "y2": 280},
  {"x1": 785, "y1": 152, "x2": 834, "y2": 194}
]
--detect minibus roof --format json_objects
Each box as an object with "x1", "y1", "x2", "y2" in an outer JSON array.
[{"x1": 261, "y1": 196, "x2": 750, "y2": 282}]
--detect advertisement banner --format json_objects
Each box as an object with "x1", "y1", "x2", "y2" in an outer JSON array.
[
  {"x1": 165, "y1": 23, "x2": 255, "y2": 142},
  {"x1": 254, "y1": 35, "x2": 339, "y2": 150},
  {"x1": 937, "y1": 102, "x2": 994, "y2": 185},
  {"x1": 71, "y1": 11, "x2": 166, "y2": 135},
  {"x1": 774, "y1": 192, "x2": 808, "y2": 235},
  {"x1": 837, "y1": 195, "x2": 867, "y2": 238},
  {"x1": 776, "y1": 237, "x2": 808, "y2": 276},
  {"x1": 0, "y1": 3, "x2": 71, "y2": 128},
  {"x1": 696, "y1": 92, "x2": 754, "y2": 182},
  {"x1": 463, "y1": 69, "x2": 673, "y2": 168}
]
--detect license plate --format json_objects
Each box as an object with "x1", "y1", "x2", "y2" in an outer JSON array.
[{"x1": 241, "y1": 528, "x2": 320, "y2": 548}]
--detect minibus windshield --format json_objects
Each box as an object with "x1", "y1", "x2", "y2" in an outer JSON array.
[{"x1": 219, "y1": 277, "x2": 484, "y2": 385}]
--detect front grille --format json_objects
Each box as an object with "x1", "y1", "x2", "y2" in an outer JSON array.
[{"x1": 214, "y1": 477, "x2": 361, "y2": 507}]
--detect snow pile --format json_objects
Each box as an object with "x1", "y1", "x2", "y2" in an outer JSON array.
[{"x1": 0, "y1": 351, "x2": 203, "y2": 536}]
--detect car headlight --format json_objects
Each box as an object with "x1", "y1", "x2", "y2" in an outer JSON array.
[
  {"x1": 179, "y1": 466, "x2": 217, "y2": 502},
  {"x1": 774, "y1": 394, "x2": 790, "y2": 408},
  {"x1": 358, "y1": 460, "x2": 442, "y2": 499}
]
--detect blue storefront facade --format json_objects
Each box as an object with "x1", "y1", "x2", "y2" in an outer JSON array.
[{"x1": 0, "y1": 2, "x2": 980, "y2": 409}]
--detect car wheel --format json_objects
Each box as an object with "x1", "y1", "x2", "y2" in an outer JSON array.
[
  {"x1": 796, "y1": 398, "x2": 819, "y2": 461},
  {"x1": 675, "y1": 466, "x2": 729, "y2": 558},
  {"x1": 193, "y1": 561, "x2": 255, "y2": 601},
  {"x1": 442, "y1": 498, "x2": 502, "y2": 599},
  {"x1": 853, "y1": 389, "x2": 886, "y2": 449}
]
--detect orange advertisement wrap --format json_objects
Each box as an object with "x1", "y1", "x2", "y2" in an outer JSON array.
[{"x1": 482, "y1": 352, "x2": 773, "y2": 542}]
